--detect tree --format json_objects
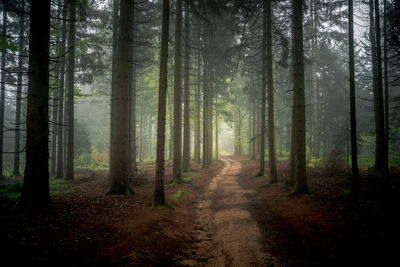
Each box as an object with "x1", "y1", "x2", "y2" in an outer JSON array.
[
  {"x1": 19, "y1": 0, "x2": 51, "y2": 208},
  {"x1": 348, "y1": 0, "x2": 359, "y2": 195},
  {"x1": 172, "y1": 0, "x2": 183, "y2": 183},
  {"x1": 182, "y1": 1, "x2": 191, "y2": 172},
  {"x1": 108, "y1": 0, "x2": 134, "y2": 195},
  {"x1": 153, "y1": 0, "x2": 170, "y2": 206},
  {"x1": 56, "y1": 1, "x2": 68, "y2": 178},
  {"x1": 291, "y1": 0, "x2": 307, "y2": 193},
  {"x1": 194, "y1": 48, "x2": 201, "y2": 164},
  {"x1": 375, "y1": 0, "x2": 388, "y2": 173},
  {"x1": 0, "y1": 8, "x2": 7, "y2": 179},
  {"x1": 12, "y1": 1, "x2": 26, "y2": 177},
  {"x1": 65, "y1": 0, "x2": 76, "y2": 180},
  {"x1": 311, "y1": 0, "x2": 320, "y2": 158},
  {"x1": 369, "y1": 0, "x2": 387, "y2": 174},
  {"x1": 266, "y1": 0, "x2": 277, "y2": 183},
  {"x1": 257, "y1": 0, "x2": 267, "y2": 177}
]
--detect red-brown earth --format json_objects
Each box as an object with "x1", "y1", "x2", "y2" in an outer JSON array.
[{"x1": 0, "y1": 155, "x2": 399, "y2": 266}]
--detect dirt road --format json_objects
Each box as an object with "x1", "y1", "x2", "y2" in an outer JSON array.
[{"x1": 181, "y1": 156, "x2": 279, "y2": 266}]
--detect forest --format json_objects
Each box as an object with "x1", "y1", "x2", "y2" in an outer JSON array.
[{"x1": 0, "y1": 0, "x2": 399, "y2": 265}]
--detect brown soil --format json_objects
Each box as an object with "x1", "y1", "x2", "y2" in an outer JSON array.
[
  {"x1": 1, "y1": 156, "x2": 399, "y2": 266},
  {"x1": 0, "y1": 160, "x2": 223, "y2": 266}
]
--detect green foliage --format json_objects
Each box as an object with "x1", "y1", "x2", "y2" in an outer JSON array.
[
  {"x1": 0, "y1": 37, "x2": 18, "y2": 52},
  {"x1": 173, "y1": 189, "x2": 186, "y2": 201},
  {"x1": 308, "y1": 157, "x2": 324, "y2": 168},
  {"x1": 183, "y1": 174, "x2": 194, "y2": 182},
  {"x1": 0, "y1": 182, "x2": 23, "y2": 198}
]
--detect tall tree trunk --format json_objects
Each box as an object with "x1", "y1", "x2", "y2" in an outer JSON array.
[
  {"x1": 383, "y1": 0, "x2": 389, "y2": 158},
  {"x1": 266, "y1": 0, "x2": 277, "y2": 183},
  {"x1": 168, "y1": 91, "x2": 173, "y2": 160},
  {"x1": 148, "y1": 116, "x2": 152, "y2": 160},
  {"x1": 65, "y1": 0, "x2": 76, "y2": 180},
  {"x1": 56, "y1": 1, "x2": 68, "y2": 178},
  {"x1": 374, "y1": 0, "x2": 387, "y2": 171},
  {"x1": 110, "y1": 0, "x2": 119, "y2": 173},
  {"x1": 153, "y1": 0, "x2": 169, "y2": 206},
  {"x1": 172, "y1": 0, "x2": 183, "y2": 182},
  {"x1": 131, "y1": 22, "x2": 137, "y2": 178},
  {"x1": 291, "y1": 0, "x2": 307, "y2": 193},
  {"x1": 258, "y1": 1, "x2": 267, "y2": 176},
  {"x1": 20, "y1": 0, "x2": 51, "y2": 208},
  {"x1": 139, "y1": 91, "x2": 144, "y2": 161},
  {"x1": 50, "y1": 87, "x2": 58, "y2": 177},
  {"x1": 348, "y1": 0, "x2": 359, "y2": 195},
  {"x1": 182, "y1": 2, "x2": 191, "y2": 171},
  {"x1": 215, "y1": 99, "x2": 218, "y2": 159},
  {"x1": 208, "y1": 60, "x2": 213, "y2": 162},
  {"x1": 0, "y1": 9, "x2": 7, "y2": 179},
  {"x1": 126, "y1": 1, "x2": 134, "y2": 176},
  {"x1": 238, "y1": 108, "x2": 242, "y2": 155},
  {"x1": 12, "y1": 3, "x2": 26, "y2": 177},
  {"x1": 252, "y1": 79, "x2": 256, "y2": 160},
  {"x1": 63, "y1": 91, "x2": 68, "y2": 173},
  {"x1": 370, "y1": 0, "x2": 387, "y2": 173},
  {"x1": 109, "y1": 0, "x2": 134, "y2": 195},
  {"x1": 311, "y1": 0, "x2": 320, "y2": 158},
  {"x1": 50, "y1": 9, "x2": 62, "y2": 177},
  {"x1": 194, "y1": 50, "x2": 201, "y2": 164},
  {"x1": 256, "y1": 93, "x2": 260, "y2": 159},
  {"x1": 202, "y1": 28, "x2": 209, "y2": 169}
]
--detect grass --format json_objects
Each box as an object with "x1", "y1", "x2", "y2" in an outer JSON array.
[
  {"x1": 0, "y1": 182, "x2": 22, "y2": 198},
  {"x1": 0, "y1": 179, "x2": 75, "y2": 199},
  {"x1": 173, "y1": 189, "x2": 186, "y2": 201},
  {"x1": 183, "y1": 173, "x2": 194, "y2": 182}
]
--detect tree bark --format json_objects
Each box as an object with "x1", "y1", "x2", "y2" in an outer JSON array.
[
  {"x1": 148, "y1": 116, "x2": 152, "y2": 160},
  {"x1": 266, "y1": 0, "x2": 277, "y2": 183},
  {"x1": 182, "y1": 2, "x2": 191, "y2": 171},
  {"x1": 292, "y1": 0, "x2": 307, "y2": 193},
  {"x1": 202, "y1": 28, "x2": 210, "y2": 169},
  {"x1": 56, "y1": 1, "x2": 68, "y2": 178},
  {"x1": 370, "y1": 0, "x2": 387, "y2": 173},
  {"x1": 131, "y1": 20, "x2": 137, "y2": 178},
  {"x1": 251, "y1": 78, "x2": 256, "y2": 160},
  {"x1": 383, "y1": 0, "x2": 389, "y2": 159},
  {"x1": 0, "y1": 9, "x2": 7, "y2": 179},
  {"x1": 194, "y1": 50, "x2": 201, "y2": 164},
  {"x1": 139, "y1": 90, "x2": 144, "y2": 161},
  {"x1": 65, "y1": 0, "x2": 76, "y2": 180},
  {"x1": 215, "y1": 99, "x2": 218, "y2": 159},
  {"x1": 50, "y1": 8, "x2": 61, "y2": 177},
  {"x1": 172, "y1": 0, "x2": 183, "y2": 182},
  {"x1": 208, "y1": 59, "x2": 213, "y2": 162},
  {"x1": 311, "y1": 0, "x2": 320, "y2": 158},
  {"x1": 20, "y1": 0, "x2": 51, "y2": 208},
  {"x1": 238, "y1": 108, "x2": 242, "y2": 155},
  {"x1": 108, "y1": 0, "x2": 134, "y2": 195},
  {"x1": 153, "y1": 0, "x2": 169, "y2": 206},
  {"x1": 258, "y1": 1, "x2": 267, "y2": 176},
  {"x1": 348, "y1": 0, "x2": 359, "y2": 195},
  {"x1": 12, "y1": 2, "x2": 26, "y2": 177}
]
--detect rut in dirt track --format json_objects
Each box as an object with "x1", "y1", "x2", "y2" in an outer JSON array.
[{"x1": 181, "y1": 156, "x2": 278, "y2": 266}]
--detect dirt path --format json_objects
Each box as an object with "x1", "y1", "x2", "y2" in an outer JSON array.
[{"x1": 181, "y1": 156, "x2": 278, "y2": 266}]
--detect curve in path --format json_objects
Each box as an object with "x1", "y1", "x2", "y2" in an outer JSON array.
[{"x1": 181, "y1": 156, "x2": 277, "y2": 266}]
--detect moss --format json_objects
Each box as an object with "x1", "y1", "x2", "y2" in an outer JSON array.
[
  {"x1": 173, "y1": 189, "x2": 185, "y2": 201},
  {"x1": 183, "y1": 174, "x2": 194, "y2": 182}
]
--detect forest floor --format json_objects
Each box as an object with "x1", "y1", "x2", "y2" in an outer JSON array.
[{"x1": 0, "y1": 155, "x2": 399, "y2": 266}]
